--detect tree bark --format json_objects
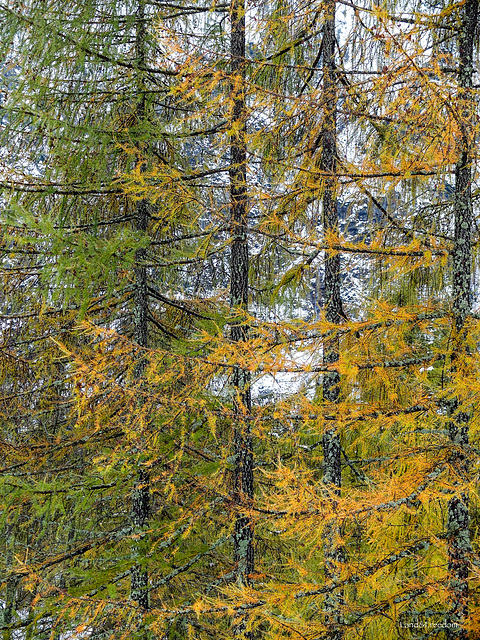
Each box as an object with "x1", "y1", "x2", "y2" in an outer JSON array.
[
  {"x1": 320, "y1": 0, "x2": 343, "y2": 636},
  {"x1": 229, "y1": 0, "x2": 254, "y2": 608},
  {"x1": 130, "y1": 0, "x2": 150, "y2": 611},
  {"x1": 2, "y1": 526, "x2": 18, "y2": 640},
  {"x1": 447, "y1": 0, "x2": 477, "y2": 635}
]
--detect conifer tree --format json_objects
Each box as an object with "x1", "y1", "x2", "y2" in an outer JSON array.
[
  {"x1": 228, "y1": 0, "x2": 255, "y2": 630},
  {"x1": 0, "y1": 0, "x2": 203, "y2": 634},
  {"x1": 130, "y1": 0, "x2": 151, "y2": 611},
  {"x1": 319, "y1": 0, "x2": 344, "y2": 635},
  {"x1": 2, "y1": 0, "x2": 480, "y2": 638},
  {"x1": 447, "y1": 0, "x2": 477, "y2": 633},
  {"x1": 229, "y1": 0, "x2": 254, "y2": 591}
]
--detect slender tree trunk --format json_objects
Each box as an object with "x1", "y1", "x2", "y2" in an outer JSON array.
[
  {"x1": 447, "y1": 0, "x2": 477, "y2": 635},
  {"x1": 2, "y1": 526, "x2": 18, "y2": 640},
  {"x1": 130, "y1": 0, "x2": 150, "y2": 610},
  {"x1": 229, "y1": 0, "x2": 254, "y2": 621},
  {"x1": 320, "y1": 0, "x2": 343, "y2": 636}
]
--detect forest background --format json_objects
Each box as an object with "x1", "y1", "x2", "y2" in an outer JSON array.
[{"x1": 0, "y1": 0, "x2": 479, "y2": 637}]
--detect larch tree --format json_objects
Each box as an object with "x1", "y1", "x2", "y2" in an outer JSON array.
[
  {"x1": 229, "y1": 0, "x2": 255, "y2": 602},
  {"x1": 2, "y1": 0, "x2": 480, "y2": 639},
  {"x1": 319, "y1": 0, "x2": 345, "y2": 635},
  {"x1": 130, "y1": 0, "x2": 151, "y2": 611},
  {"x1": 447, "y1": 0, "x2": 478, "y2": 634},
  {"x1": 0, "y1": 0, "x2": 213, "y2": 635}
]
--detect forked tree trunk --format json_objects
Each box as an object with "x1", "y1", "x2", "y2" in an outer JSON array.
[
  {"x1": 447, "y1": 0, "x2": 477, "y2": 635},
  {"x1": 320, "y1": 0, "x2": 343, "y2": 636},
  {"x1": 229, "y1": 0, "x2": 254, "y2": 618},
  {"x1": 130, "y1": 0, "x2": 150, "y2": 610}
]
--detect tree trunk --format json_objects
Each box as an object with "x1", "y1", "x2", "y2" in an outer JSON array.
[
  {"x1": 2, "y1": 526, "x2": 18, "y2": 640},
  {"x1": 320, "y1": 0, "x2": 343, "y2": 636},
  {"x1": 447, "y1": 0, "x2": 477, "y2": 635},
  {"x1": 130, "y1": 0, "x2": 150, "y2": 611},
  {"x1": 229, "y1": 0, "x2": 254, "y2": 620}
]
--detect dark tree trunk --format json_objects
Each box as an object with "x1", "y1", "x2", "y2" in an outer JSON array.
[
  {"x1": 320, "y1": 0, "x2": 343, "y2": 636},
  {"x1": 321, "y1": 0, "x2": 341, "y2": 490},
  {"x1": 229, "y1": 0, "x2": 254, "y2": 604},
  {"x1": 2, "y1": 526, "x2": 18, "y2": 640},
  {"x1": 447, "y1": 0, "x2": 477, "y2": 635},
  {"x1": 130, "y1": 0, "x2": 150, "y2": 610}
]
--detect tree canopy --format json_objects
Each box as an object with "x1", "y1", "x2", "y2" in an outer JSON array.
[{"x1": 1, "y1": 0, "x2": 480, "y2": 638}]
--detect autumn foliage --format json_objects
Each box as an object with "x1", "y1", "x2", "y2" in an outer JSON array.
[{"x1": 1, "y1": 0, "x2": 480, "y2": 638}]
